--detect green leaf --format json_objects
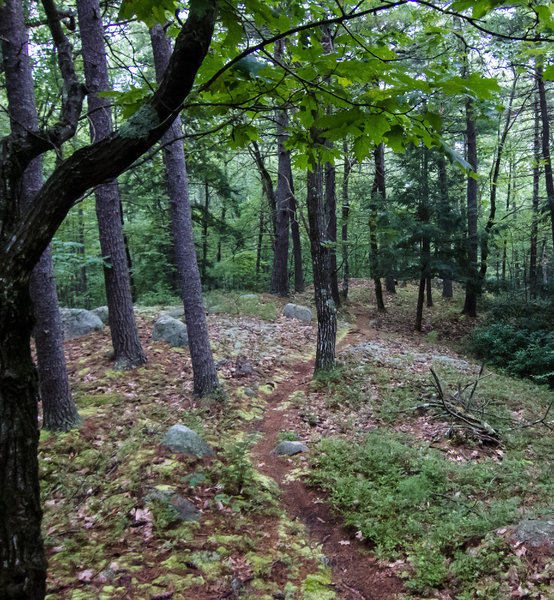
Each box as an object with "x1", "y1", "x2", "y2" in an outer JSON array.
[
  {"x1": 229, "y1": 124, "x2": 260, "y2": 149},
  {"x1": 543, "y1": 65, "x2": 554, "y2": 81},
  {"x1": 119, "y1": 0, "x2": 176, "y2": 27}
]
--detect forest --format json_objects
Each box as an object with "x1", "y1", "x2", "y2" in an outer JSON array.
[{"x1": 0, "y1": 0, "x2": 553, "y2": 599}]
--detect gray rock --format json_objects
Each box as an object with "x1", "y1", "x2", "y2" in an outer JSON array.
[
  {"x1": 59, "y1": 308, "x2": 104, "y2": 340},
  {"x1": 91, "y1": 306, "x2": 109, "y2": 324},
  {"x1": 145, "y1": 487, "x2": 201, "y2": 523},
  {"x1": 152, "y1": 315, "x2": 189, "y2": 348},
  {"x1": 514, "y1": 518, "x2": 554, "y2": 549},
  {"x1": 239, "y1": 294, "x2": 258, "y2": 303},
  {"x1": 162, "y1": 424, "x2": 214, "y2": 457},
  {"x1": 160, "y1": 305, "x2": 185, "y2": 319},
  {"x1": 208, "y1": 305, "x2": 224, "y2": 314},
  {"x1": 272, "y1": 440, "x2": 308, "y2": 455},
  {"x1": 282, "y1": 303, "x2": 312, "y2": 322}
]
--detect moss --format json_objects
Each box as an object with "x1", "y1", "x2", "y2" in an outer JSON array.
[
  {"x1": 77, "y1": 392, "x2": 122, "y2": 408},
  {"x1": 302, "y1": 570, "x2": 336, "y2": 599}
]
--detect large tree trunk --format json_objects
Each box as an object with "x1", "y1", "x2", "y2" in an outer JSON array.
[
  {"x1": 270, "y1": 39, "x2": 291, "y2": 296},
  {"x1": 76, "y1": 0, "x2": 146, "y2": 370},
  {"x1": 3, "y1": 0, "x2": 79, "y2": 433},
  {"x1": 462, "y1": 97, "x2": 479, "y2": 317},
  {"x1": 271, "y1": 104, "x2": 291, "y2": 295},
  {"x1": 370, "y1": 144, "x2": 386, "y2": 312},
  {"x1": 32, "y1": 247, "x2": 81, "y2": 431},
  {"x1": 0, "y1": 283, "x2": 46, "y2": 599},
  {"x1": 0, "y1": 3, "x2": 49, "y2": 593},
  {"x1": 150, "y1": 24, "x2": 219, "y2": 398},
  {"x1": 306, "y1": 166, "x2": 337, "y2": 374},
  {"x1": 0, "y1": 0, "x2": 216, "y2": 594}
]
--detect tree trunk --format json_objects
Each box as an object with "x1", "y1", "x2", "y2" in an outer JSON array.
[
  {"x1": 32, "y1": 247, "x2": 80, "y2": 431},
  {"x1": 251, "y1": 141, "x2": 277, "y2": 241},
  {"x1": 3, "y1": 0, "x2": 79, "y2": 433},
  {"x1": 415, "y1": 276, "x2": 425, "y2": 332},
  {"x1": 0, "y1": 0, "x2": 216, "y2": 594},
  {"x1": 480, "y1": 74, "x2": 517, "y2": 285},
  {"x1": 341, "y1": 142, "x2": 351, "y2": 300},
  {"x1": 536, "y1": 60, "x2": 554, "y2": 259},
  {"x1": 77, "y1": 205, "x2": 88, "y2": 300},
  {"x1": 201, "y1": 178, "x2": 210, "y2": 281},
  {"x1": 462, "y1": 96, "x2": 479, "y2": 317},
  {"x1": 150, "y1": 24, "x2": 219, "y2": 397},
  {"x1": 0, "y1": 283, "x2": 47, "y2": 600},
  {"x1": 437, "y1": 153, "x2": 453, "y2": 298},
  {"x1": 271, "y1": 104, "x2": 291, "y2": 295},
  {"x1": 530, "y1": 93, "x2": 540, "y2": 298},
  {"x1": 256, "y1": 200, "x2": 265, "y2": 278},
  {"x1": 290, "y1": 193, "x2": 304, "y2": 292},
  {"x1": 426, "y1": 276, "x2": 433, "y2": 307},
  {"x1": 370, "y1": 144, "x2": 386, "y2": 312},
  {"x1": 416, "y1": 146, "x2": 431, "y2": 328},
  {"x1": 76, "y1": 0, "x2": 146, "y2": 369},
  {"x1": 217, "y1": 205, "x2": 226, "y2": 263},
  {"x1": 306, "y1": 166, "x2": 337, "y2": 374}
]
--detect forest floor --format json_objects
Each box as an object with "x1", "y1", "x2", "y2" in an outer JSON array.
[{"x1": 40, "y1": 281, "x2": 553, "y2": 600}]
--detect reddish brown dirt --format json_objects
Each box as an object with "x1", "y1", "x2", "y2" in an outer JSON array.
[{"x1": 251, "y1": 309, "x2": 405, "y2": 600}]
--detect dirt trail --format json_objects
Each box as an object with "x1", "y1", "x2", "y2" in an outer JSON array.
[{"x1": 251, "y1": 307, "x2": 404, "y2": 600}]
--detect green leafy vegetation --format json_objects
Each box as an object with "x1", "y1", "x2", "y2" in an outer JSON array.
[{"x1": 469, "y1": 295, "x2": 554, "y2": 384}]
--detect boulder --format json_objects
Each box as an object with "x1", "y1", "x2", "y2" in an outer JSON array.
[
  {"x1": 282, "y1": 303, "x2": 312, "y2": 322},
  {"x1": 272, "y1": 440, "x2": 308, "y2": 455},
  {"x1": 144, "y1": 486, "x2": 202, "y2": 523},
  {"x1": 162, "y1": 424, "x2": 214, "y2": 457},
  {"x1": 91, "y1": 306, "x2": 109, "y2": 324},
  {"x1": 160, "y1": 305, "x2": 184, "y2": 319},
  {"x1": 152, "y1": 315, "x2": 188, "y2": 348},
  {"x1": 59, "y1": 308, "x2": 104, "y2": 340},
  {"x1": 514, "y1": 518, "x2": 554, "y2": 549}
]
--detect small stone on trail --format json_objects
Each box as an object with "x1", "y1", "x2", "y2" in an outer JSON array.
[
  {"x1": 272, "y1": 440, "x2": 308, "y2": 455},
  {"x1": 162, "y1": 424, "x2": 214, "y2": 457},
  {"x1": 144, "y1": 487, "x2": 201, "y2": 523}
]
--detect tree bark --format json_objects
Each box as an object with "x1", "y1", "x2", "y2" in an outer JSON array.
[
  {"x1": 0, "y1": 1, "x2": 216, "y2": 595},
  {"x1": 150, "y1": 24, "x2": 219, "y2": 397},
  {"x1": 76, "y1": 0, "x2": 146, "y2": 369},
  {"x1": 370, "y1": 144, "x2": 386, "y2": 312},
  {"x1": 271, "y1": 104, "x2": 291, "y2": 295},
  {"x1": 341, "y1": 141, "x2": 352, "y2": 300},
  {"x1": 437, "y1": 153, "x2": 453, "y2": 298},
  {"x1": 306, "y1": 166, "x2": 337, "y2": 374},
  {"x1": 2, "y1": 0, "x2": 79, "y2": 433},
  {"x1": 526, "y1": 95, "x2": 539, "y2": 296},
  {"x1": 462, "y1": 96, "x2": 479, "y2": 317},
  {"x1": 480, "y1": 74, "x2": 517, "y2": 284},
  {"x1": 536, "y1": 60, "x2": 554, "y2": 259},
  {"x1": 290, "y1": 192, "x2": 304, "y2": 292},
  {"x1": 416, "y1": 146, "x2": 431, "y2": 330}
]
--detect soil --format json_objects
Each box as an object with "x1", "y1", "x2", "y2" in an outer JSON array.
[{"x1": 251, "y1": 306, "x2": 405, "y2": 600}]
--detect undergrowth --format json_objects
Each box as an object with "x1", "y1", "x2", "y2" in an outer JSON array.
[{"x1": 309, "y1": 429, "x2": 551, "y2": 596}]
